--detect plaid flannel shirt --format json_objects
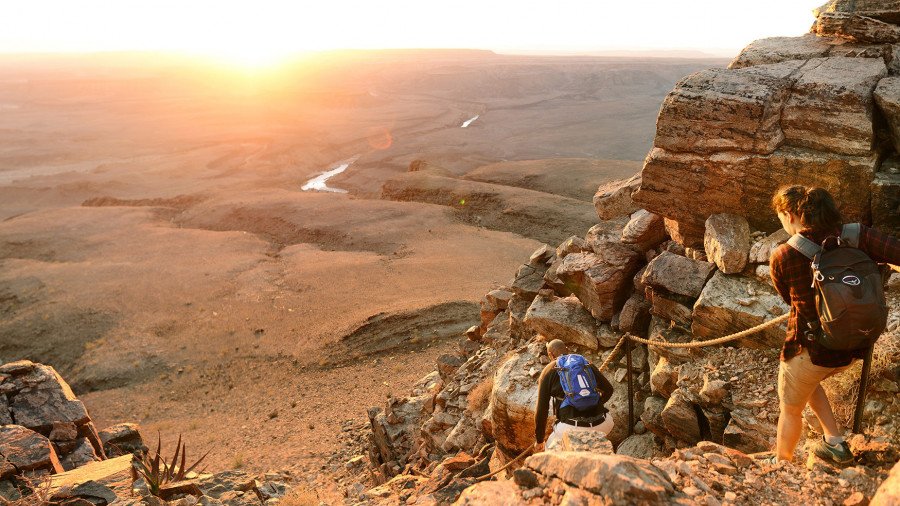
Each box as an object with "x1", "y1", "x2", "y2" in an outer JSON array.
[{"x1": 769, "y1": 224, "x2": 900, "y2": 368}]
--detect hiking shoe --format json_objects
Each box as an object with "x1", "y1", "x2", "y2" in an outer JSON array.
[{"x1": 813, "y1": 438, "x2": 853, "y2": 465}]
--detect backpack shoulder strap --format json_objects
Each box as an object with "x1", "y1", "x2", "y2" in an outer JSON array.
[
  {"x1": 787, "y1": 233, "x2": 821, "y2": 260},
  {"x1": 841, "y1": 223, "x2": 861, "y2": 248}
]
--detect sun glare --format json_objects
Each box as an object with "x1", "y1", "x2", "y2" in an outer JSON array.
[{"x1": 200, "y1": 44, "x2": 299, "y2": 70}]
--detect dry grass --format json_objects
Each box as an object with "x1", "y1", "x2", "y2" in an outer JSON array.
[
  {"x1": 0, "y1": 477, "x2": 53, "y2": 506},
  {"x1": 466, "y1": 376, "x2": 494, "y2": 413},
  {"x1": 278, "y1": 487, "x2": 320, "y2": 506},
  {"x1": 823, "y1": 328, "x2": 900, "y2": 429}
]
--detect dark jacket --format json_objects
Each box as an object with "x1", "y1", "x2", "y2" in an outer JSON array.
[{"x1": 534, "y1": 358, "x2": 614, "y2": 443}]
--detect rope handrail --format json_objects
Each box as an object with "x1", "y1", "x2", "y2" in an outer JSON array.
[{"x1": 624, "y1": 313, "x2": 789, "y2": 349}]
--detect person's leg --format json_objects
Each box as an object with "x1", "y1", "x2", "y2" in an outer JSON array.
[
  {"x1": 776, "y1": 351, "x2": 826, "y2": 462},
  {"x1": 808, "y1": 384, "x2": 842, "y2": 440}
]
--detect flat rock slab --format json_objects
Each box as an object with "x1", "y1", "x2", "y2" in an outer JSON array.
[
  {"x1": 557, "y1": 247, "x2": 642, "y2": 322},
  {"x1": 523, "y1": 293, "x2": 600, "y2": 350},
  {"x1": 48, "y1": 454, "x2": 132, "y2": 494},
  {"x1": 635, "y1": 146, "x2": 879, "y2": 244},
  {"x1": 526, "y1": 451, "x2": 673, "y2": 504},
  {"x1": 0, "y1": 425, "x2": 64, "y2": 474},
  {"x1": 691, "y1": 272, "x2": 790, "y2": 349},
  {"x1": 641, "y1": 251, "x2": 716, "y2": 299},
  {"x1": 782, "y1": 57, "x2": 887, "y2": 156},
  {"x1": 729, "y1": 35, "x2": 832, "y2": 69}
]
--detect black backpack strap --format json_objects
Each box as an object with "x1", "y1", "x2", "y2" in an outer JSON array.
[
  {"x1": 787, "y1": 233, "x2": 821, "y2": 260},
  {"x1": 841, "y1": 223, "x2": 861, "y2": 248}
]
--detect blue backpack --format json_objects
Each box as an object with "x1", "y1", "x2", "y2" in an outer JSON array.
[{"x1": 556, "y1": 354, "x2": 600, "y2": 410}]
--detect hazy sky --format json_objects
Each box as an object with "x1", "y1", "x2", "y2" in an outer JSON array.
[{"x1": 3, "y1": 1, "x2": 816, "y2": 62}]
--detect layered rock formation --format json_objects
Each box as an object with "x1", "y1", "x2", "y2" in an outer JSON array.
[{"x1": 634, "y1": 1, "x2": 900, "y2": 246}]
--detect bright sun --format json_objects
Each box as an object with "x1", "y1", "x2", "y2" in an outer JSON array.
[{"x1": 200, "y1": 43, "x2": 300, "y2": 70}]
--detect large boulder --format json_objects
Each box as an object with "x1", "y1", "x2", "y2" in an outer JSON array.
[
  {"x1": 875, "y1": 77, "x2": 900, "y2": 152},
  {"x1": 556, "y1": 247, "x2": 643, "y2": 322},
  {"x1": 0, "y1": 425, "x2": 64, "y2": 475},
  {"x1": 525, "y1": 452, "x2": 673, "y2": 504},
  {"x1": 654, "y1": 62, "x2": 802, "y2": 155},
  {"x1": 704, "y1": 213, "x2": 751, "y2": 274},
  {"x1": 781, "y1": 57, "x2": 887, "y2": 156},
  {"x1": 691, "y1": 272, "x2": 789, "y2": 349},
  {"x1": 635, "y1": 146, "x2": 879, "y2": 248},
  {"x1": 523, "y1": 292, "x2": 600, "y2": 350},
  {"x1": 487, "y1": 344, "x2": 545, "y2": 453},
  {"x1": 593, "y1": 174, "x2": 641, "y2": 220},
  {"x1": 641, "y1": 251, "x2": 716, "y2": 299}
]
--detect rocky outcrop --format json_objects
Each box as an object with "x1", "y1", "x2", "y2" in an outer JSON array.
[{"x1": 0, "y1": 360, "x2": 107, "y2": 473}]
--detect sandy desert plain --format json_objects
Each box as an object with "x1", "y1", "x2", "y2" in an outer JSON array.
[{"x1": 0, "y1": 50, "x2": 727, "y2": 481}]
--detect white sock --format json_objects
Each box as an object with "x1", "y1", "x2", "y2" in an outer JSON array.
[{"x1": 825, "y1": 434, "x2": 844, "y2": 446}]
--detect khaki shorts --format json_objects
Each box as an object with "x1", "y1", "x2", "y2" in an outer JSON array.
[{"x1": 778, "y1": 349, "x2": 851, "y2": 409}]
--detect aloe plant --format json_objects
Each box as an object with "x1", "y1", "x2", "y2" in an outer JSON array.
[{"x1": 132, "y1": 434, "x2": 210, "y2": 497}]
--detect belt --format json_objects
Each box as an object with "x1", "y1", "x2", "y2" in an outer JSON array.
[{"x1": 561, "y1": 413, "x2": 607, "y2": 428}]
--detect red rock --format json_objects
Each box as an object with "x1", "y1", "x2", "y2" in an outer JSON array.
[{"x1": 556, "y1": 247, "x2": 642, "y2": 322}]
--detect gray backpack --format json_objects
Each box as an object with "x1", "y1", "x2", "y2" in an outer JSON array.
[{"x1": 787, "y1": 223, "x2": 888, "y2": 351}]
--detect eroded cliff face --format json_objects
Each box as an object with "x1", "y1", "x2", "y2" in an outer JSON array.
[
  {"x1": 359, "y1": 3, "x2": 900, "y2": 505},
  {"x1": 633, "y1": 6, "x2": 900, "y2": 246}
]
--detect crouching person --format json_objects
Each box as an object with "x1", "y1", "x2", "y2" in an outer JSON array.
[{"x1": 534, "y1": 339, "x2": 614, "y2": 450}]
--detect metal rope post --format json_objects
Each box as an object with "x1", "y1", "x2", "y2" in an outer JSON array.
[
  {"x1": 625, "y1": 333, "x2": 634, "y2": 438},
  {"x1": 852, "y1": 344, "x2": 874, "y2": 433}
]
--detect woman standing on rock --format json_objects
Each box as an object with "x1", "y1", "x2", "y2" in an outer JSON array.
[{"x1": 769, "y1": 185, "x2": 900, "y2": 464}]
